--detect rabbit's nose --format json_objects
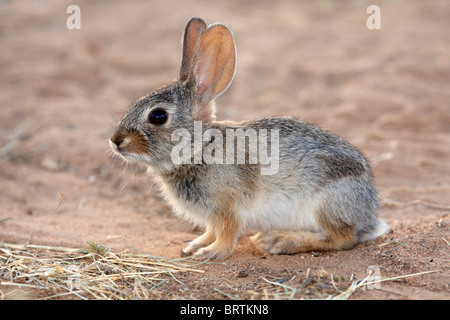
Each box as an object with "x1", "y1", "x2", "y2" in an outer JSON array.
[{"x1": 110, "y1": 131, "x2": 129, "y2": 151}]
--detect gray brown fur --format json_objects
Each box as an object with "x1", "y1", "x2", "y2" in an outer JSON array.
[{"x1": 109, "y1": 17, "x2": 388, "y2": 260}]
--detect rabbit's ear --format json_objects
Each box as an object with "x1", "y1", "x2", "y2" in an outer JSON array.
[
  {"x1": 180, "y1": 17, "x2": 207, "y2": 81},
  {"x1": 193, "y1": 23, "x2": 236, "y2": 104}
]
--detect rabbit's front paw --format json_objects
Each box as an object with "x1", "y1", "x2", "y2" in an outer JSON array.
[
  {"x1": 192, "y1": 242, "x2": 233, "y2": 261},
  {"x1": 181, "y1": 240, "x2": 207, "y2": 257},
  {"x1": 181, "y1": 229, "x2": 216, "y2": 257}
]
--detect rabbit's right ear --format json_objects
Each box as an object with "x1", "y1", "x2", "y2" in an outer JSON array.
[
  {"x1": 180, "y1": 17, "x2": 207, "y2": 81},
  {"x1": 192, "y1": 23, "x2": 236, "y2": 105}
]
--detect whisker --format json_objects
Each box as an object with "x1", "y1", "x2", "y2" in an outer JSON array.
[{"x1": 100, "y1": 105, "x2": 119, "y2": 128}]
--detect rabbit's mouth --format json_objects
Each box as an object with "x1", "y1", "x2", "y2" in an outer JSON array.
[
  {"x1": 109, "y1": 138, "x2": 142, "y2": 162},
  {"x1": 109, "y1": 128, "x2": 150, "y2": 160}
]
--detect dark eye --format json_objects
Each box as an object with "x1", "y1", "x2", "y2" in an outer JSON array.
[{"x1": 148, "y1": 108, "x2": 168, "y2": 125}]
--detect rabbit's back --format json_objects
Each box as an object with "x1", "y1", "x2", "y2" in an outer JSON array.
[{"x1": 237, "y1": 117, "x2": 381, "y2": 236}]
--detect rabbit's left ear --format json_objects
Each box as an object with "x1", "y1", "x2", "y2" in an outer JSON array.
[
  {"x1": 192, "y1": 23, "x2": 236, "y2": 105},
  {"x1": 180, "y1": 17, "x2": 207, "y2": 81}
]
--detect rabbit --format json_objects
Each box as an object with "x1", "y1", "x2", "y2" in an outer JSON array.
[{"x1": 109, "y1": 17, "x2": 389, "y2": 260}]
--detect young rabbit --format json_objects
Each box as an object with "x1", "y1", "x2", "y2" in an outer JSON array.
[{"x1": 110, "y1": 17, "x2": 388, "y2": 260}]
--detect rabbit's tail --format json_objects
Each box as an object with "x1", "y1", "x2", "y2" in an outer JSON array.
[{"x1": 358, "y1": 219, "x2": 389, "y2": 242}]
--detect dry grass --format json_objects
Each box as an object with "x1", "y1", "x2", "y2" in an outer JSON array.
[
  {"x1": 218, "y1": 267, "x2": 441, "y2": 300},
  {"x1": 0, "y1": 241, "x2": 206, "y2": 300},
  {"x1": 1, "y1": 240, "x2": 441, "y2": 300}
]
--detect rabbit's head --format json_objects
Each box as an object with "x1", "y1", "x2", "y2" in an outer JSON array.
[{"x1": 109, "y1": 18, "x2": 236, "y2": 172}]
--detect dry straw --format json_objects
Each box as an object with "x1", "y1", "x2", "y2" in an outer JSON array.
[
  {"x1": 0, "y1": 241, "x2": 205, "y2": 300},
  {"x1": 0, "y1": 241, "x2": 442, "y2": 300}
]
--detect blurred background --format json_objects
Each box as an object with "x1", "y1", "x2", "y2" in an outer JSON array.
[{"x1": 0, "y1": 0, "x2": 449, "y2": 256}]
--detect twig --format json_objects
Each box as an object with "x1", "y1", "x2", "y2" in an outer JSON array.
[
  {"x1": 214, "y1": 287, "x2": 238, "y2": 300},
  {"x1": 47, "y1": 279, "x2": 89, "y2": 300},
  {"x1": 25, "y1": 193, "x2": 64, "y2": 247},
  {"x1": 378, "y1": 241, "x2": 406, "y2": 247},
  {"x1": 330, "y1": 274, "x2": 343, "y2": 293},
  {"x1": 0, "y1": 282, "x2": 48, "y2": 289},
  {"x1": 299, "y1": 268, "x2": 313, "y2": 289},
  {"x1": 262, "y1": 277, "x2": 299, "y2": 294},
  {"x1": 333, "y1": 269, "x2": 441, "y2": 300},
  {"x1": 383, "y1": 198, "x2": 450, "y2": 211},
  {"x1": 1, "y1": 242, "x2": 87, "y2": 254},
  {"x1": 442, "y1": 238, "x2": 450, "y2": 247}
]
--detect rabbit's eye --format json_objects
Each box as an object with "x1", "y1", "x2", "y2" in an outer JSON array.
[{"x1": 148, "y1": 108, "x2": 168, "y2": 125}]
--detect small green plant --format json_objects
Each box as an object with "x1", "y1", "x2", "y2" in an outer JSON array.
[
  {"x1": 87, "y1": 240, "x2": 108, "y2": 256},
  {"x1": 0, "y1": 217, "x2": 10, "y2": 224}
]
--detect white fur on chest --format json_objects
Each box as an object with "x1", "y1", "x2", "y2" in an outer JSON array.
[{"x1": 156, "y1": 178, "x2": 212, "y2": 227}]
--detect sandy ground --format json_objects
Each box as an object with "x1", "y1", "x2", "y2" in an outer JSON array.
[{"x1": 0, "y1": 0, "x2": 449, "y2": 300}]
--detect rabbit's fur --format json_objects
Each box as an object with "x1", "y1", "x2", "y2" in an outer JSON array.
[{"x1": 110, "y1": 18, "x2": 388, "y2": 260}]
